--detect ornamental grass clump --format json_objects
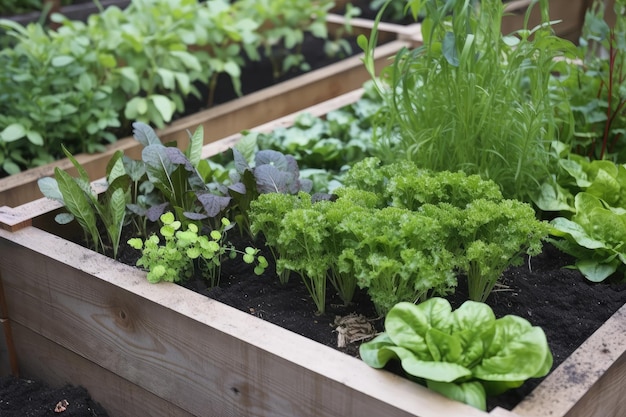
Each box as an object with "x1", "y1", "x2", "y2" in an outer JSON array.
[{"x1": 359, "y1": 0, "x2": 577, "y2": 202}]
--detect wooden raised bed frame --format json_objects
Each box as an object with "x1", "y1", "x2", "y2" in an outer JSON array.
[{"x1": 1, "y1": 89, "x2": 624, "y2": 417}]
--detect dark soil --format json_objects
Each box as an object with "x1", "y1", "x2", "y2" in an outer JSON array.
[
  {"x1": 181, "y1": 237, "x2": 626, "y2": 412},
  {"x1": 0, "y1": 376, "x2": 108, "y2": 417}
]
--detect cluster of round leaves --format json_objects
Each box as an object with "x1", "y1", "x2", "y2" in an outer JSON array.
[{"x1": 128, "y1": 212, "x2": 268, "y2": 285}]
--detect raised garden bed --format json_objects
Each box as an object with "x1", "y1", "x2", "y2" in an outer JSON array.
[{"x1": 1, "y1": 90, "x2": 624, "y2": 417}]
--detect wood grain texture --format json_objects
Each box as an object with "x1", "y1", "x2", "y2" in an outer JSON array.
[
  {"x1": 0, "y1": 226, "x2": 491, "y2": 417},
  {"x1": 5, "y1": 322, "x2": 195, "y2": 417}
]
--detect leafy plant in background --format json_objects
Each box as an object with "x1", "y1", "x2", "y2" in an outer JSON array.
[
  {"x1": 0, "y1": 0, "x2": 51, "y2": 15},
  {"x1": 359, "y1": 0, "x2": 577, "y2": 202},
  {"x1": 212, "y1": 80, "x2": 386, "y2": 193},
  {"x1": 0, "y1": 18, "x2": 121, "y2": 175},
  {"x1": 0, "y1": 0, "x2": 343, "y2": 177},
  {"x1": 360, "y1": 298, "x2": 553, "y2": 410},
  {"x1": 245, "y1": 0, "x2": 335, "y2": 78},
  {"x1": 554, "y1": 0, "x2": 626, "y2": 162},
  {"x1": 534, "y1": 153, "x2": 626, "y2": 282},
  {"x1": 128, "y1": 212, "x2": 268, "y2": 286}
]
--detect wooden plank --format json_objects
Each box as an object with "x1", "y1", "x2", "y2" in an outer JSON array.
[
  {"x1": 513, "y1": 303, "x2": 626, "y2": 417},
  {"x1": 0, "y1": 226, "x2": 490, "y2": 417},
  {"x1": 6, "y1": 322, "x2": 195, "y2": 417}
]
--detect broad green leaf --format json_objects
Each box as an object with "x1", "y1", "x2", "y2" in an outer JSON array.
[
  {"x1": 385, "y1": 299, "x2": 453, "y2": 356},
  {"x1": 577, "y1": 259, "x2": 619, "y2": 282},
  {"x1": 587, "y1": 168, "x2": 620, "y2": 205},
  {"x1": 117, "y1": 67, "x2": 140, "y2": 94},
  {"x1": 51, "y1": 55, "x2": 75, "y2": 67},
  {"x1": 427, "y1": 380, "x2": 486, "y2": 411},
  {"x1": 106, "y1": 150, "x2": 126, "y2": 184},
  {"x1": 186, "y1": 125, "x2": 204, "y2": 167},
  {"x1": 26, "y1": 131, "x2": 43, "y2": 146},
  {"x1": 532, "y1": 181, "x2": 574, "y2": 212},
  {"x1": 150, "y1": 95, "x2": 176, "y2": 123},
  {"x1": 125, "y1": 97, "x2": 149, "y2": 119},
  {"x1": 54, "y1": 168, "x2": 100, "y2": 249},
  {"x1": 388, "y1": 345, "x2": 472, "y2": 382},
  {"x1": 474, "y1": 315, "x2": 552, "y2": 382},
  {"x1": 37, "y1": 177, "x2": 64, "y2": 203},
  {"x1": 1, "y1": 123, "x2": 26, "y2": 142},
  {"x1": 157, "y1": 68, "x2": 176, "y2": 90},
  {"x1": 550, "y1": 217, "x2": 606, "y2": 250},
  {"x1": 2, "y1": 160, "x2": 21, "y2": 175},
  {"x1": 223, "y1": 61, "x2": 241, "y2": 78}
]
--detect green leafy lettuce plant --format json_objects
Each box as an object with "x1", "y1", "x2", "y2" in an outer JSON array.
[
  {"x1": 360, "y1": 298, "x2": 553, "y2": 410},
  {"x1": 534, "y1": 153, "x2": 626, "y2": 282},
  {"x1": 359, "y1": 0, "x2": 577, "y2": 202},
  {"x1": 344, "y1": 158, "x2": 550, "y2": 303}
]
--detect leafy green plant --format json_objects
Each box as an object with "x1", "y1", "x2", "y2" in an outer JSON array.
[
  {"x1": 535, "y1": 154, "x2": 626, "y2": 282},
  {"x1": 248, "y1": 192, "x2": 305, "y2": 285},
  {"x1": 359, "y1": 0, "x2": 577, "y2": 202},
  {"x1": 336, "y1": 203, "x2": 457, "y2": 315},
  {"x1": 128, "y1": 212, "x2": 268, "y2": 286},
  {"x1": 342, "y1": 158, "x2": 549, "y2": 305},
  {"x1": 0, "y1": 18, "x2": 121, "y2": 175},
  {"x1": 250, "y1": 157, "x2": 549, "y2": 314},
  {"x1": 0, "y1": 0, "x2": 341, "y2": 176},
  {"x1": 0, "y1": 0, "x2": 47, "y2": 15},
  {"x1": 37, "y1": 146, "x2": 130, "y2": 258},
  {"x1": 360, "y1": 298, "x2": 553, "y2": 410},
  {"x1": 555, "y1": 0, "x2": 626, "y2": 162},
  {"x1": 244, "y1": 0, "x2": 334, "y2": 78}
]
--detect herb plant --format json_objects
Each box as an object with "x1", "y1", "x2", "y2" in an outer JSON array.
[
  {"x1": 128, "y1": 212, "x2": 268, "y2": 287},
  {"x1": 359, "y1": 0, "x2": 577, "y2": 202},
  {"x1": 360, "y1": 298, "x2": 553, "y2": 410}
]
